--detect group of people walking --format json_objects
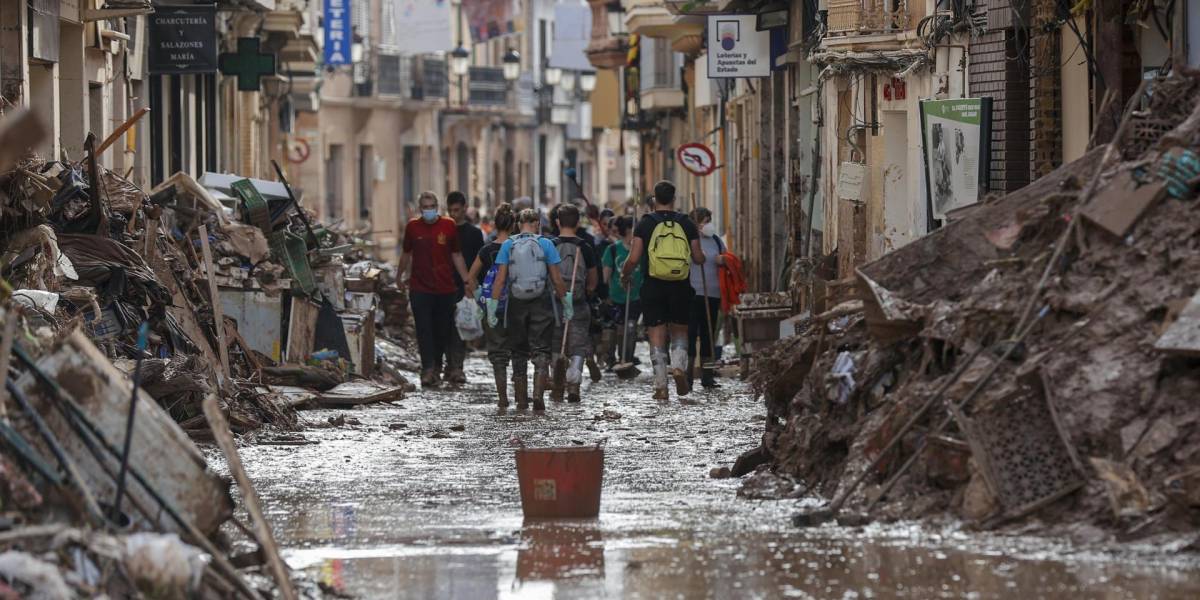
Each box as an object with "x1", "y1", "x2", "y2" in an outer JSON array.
[{"x1": 396, "y1": 180, "x2": 732, "y2": 411}]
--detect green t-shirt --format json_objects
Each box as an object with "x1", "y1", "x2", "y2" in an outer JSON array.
[{"x1": 602, "y1": 240, "x2": 643, "y2": 304}]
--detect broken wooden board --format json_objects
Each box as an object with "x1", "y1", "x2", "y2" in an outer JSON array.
[
  {"x1": 314, "y1": 381, "x2": 404, "y2": 408},
  {"x1": 1154, "y1": 290, "x2": 1200, "y2": 357},
  {"x1": 285, "y1": 296, "x2": 320, "y2": 363},
  {"x1": 267, "y1": 385, "x2": 321, "y2": 409},
  {"x1": 1080, "y1": 168, "x2": 1166, "y2": 238},
  {"x1": 15, "y1": 330, "x2": 233, "y2": 536}
]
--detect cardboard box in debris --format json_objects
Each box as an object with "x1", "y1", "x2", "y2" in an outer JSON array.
[{"x1": 2, "y1": 135, "x2": 415, "y2": 426}]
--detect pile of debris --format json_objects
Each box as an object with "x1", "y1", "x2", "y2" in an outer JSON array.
[
  {"x1": 749, "y1": 72, "x2": 1200, "y2": 541},
  {"x1": 0, "y1": 112, "x2": 416, "y2": 595}
]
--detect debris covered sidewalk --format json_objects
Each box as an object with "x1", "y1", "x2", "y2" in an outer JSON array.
[
  {"x1": 0, "y1": 110, "x2": 417, "y2": 597},
  {"x1": 748, "y1": 71, "x2": 1200, "y2": 542}
]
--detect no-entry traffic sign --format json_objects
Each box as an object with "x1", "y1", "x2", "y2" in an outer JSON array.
[{"x1": 677, "y1": 143, "x2": 717, "y2": 176}]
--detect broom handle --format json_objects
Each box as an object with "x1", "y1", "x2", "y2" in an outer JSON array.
[
  {"x1": 692, "y1": 194, "x2": 717, "y2": 363},
  {"x1": 558, "y1": 241, "x2": 583, "y2": 357}
]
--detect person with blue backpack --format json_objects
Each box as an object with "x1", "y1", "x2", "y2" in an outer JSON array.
[
  {"x1": 488, "y1": 208, "x2": 568, "y2": 411},
  {"x1": 466, "y1": 203, "x2": 516, "y2": 409}
]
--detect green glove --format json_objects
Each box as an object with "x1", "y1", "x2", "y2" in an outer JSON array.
[
  {"x1": 563, "y1": 293, "x2": 574, "y2": 320},
  {"x1": 486, "y1": 298, "x2": 499, "y2": 327}
]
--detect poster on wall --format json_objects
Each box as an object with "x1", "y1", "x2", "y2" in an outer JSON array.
[
  {"x1": 706, "y1": 14, "x2": 771, "y2": 78},
  {"x1": 919, "y1": 98, "x2": 993, "y2": 222},
  {"x1": 384, "y1": 0, "x2": 452, "y2": 54},
  {"x1": 463, "y1": 0, "x2": 521, "y2": 42}
]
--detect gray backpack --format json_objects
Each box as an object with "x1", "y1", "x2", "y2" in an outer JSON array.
[
  {"x1": 556, "y1": 239, "x2": 588, "y2": 298},
  {"x1": 508, "y1": 234, "x2": 548, "y2": 300}
]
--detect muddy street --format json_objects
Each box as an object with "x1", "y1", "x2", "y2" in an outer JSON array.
[{"x1": 219, "y1": 356, "x2": 1200, "y2": 599}]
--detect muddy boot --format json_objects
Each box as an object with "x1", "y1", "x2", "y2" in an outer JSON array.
[
  {"x1": 420, "y1": 369, "x2": 440, "y2": 389},
  {"x1": 701, "y1": 368, "x2": 719, "y2": 389},
  {"x1": 513, "y1": 368, "x2": 529, "y2": 410},
  {"x1": 445, "y1": 369, "x2": 468, "y2": 385},
  {"x1": 567, "y1": 382, "x2": 582, "y2": 403},
  {"x1": 532, "y1": 362, "x2": 549, "y2": 412},
  {"x1": 670, "y1": 341, "x2": 691, "y2": 397},
  {"x1": 550, "y1": 356, "x2": 566, "y2": 403},
  {"x1": 651, "y1": 348, "x2": 669, "y2": 401},
  {"x1": 586, "y1": 356, "x2": 602, "y2": 382},
  {"x1": 493, "y1": 365, "x2": 509, "y2": 409}
]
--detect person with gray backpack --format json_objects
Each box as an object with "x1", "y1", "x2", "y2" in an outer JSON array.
[
  {"x1": 550, "y1": 204, "x2": 599, "y2": 403},
  {"x1": 488, "y1": 209, "x2": 568, "y2": 411}
]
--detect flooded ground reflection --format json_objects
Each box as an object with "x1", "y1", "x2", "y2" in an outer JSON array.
[{"x1": 228, "y1": 356, "x2": 1200, "y2": 599}]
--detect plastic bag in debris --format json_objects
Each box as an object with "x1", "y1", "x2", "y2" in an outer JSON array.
[
  {"x1": 122, "y1": 533, "x2": 205, "y2": 597},
  {"x1": 11, "y1": 289, "x2": 60, "y2": 313},
  {"x1": 830, "y1": 351, "x2": 856, "y2": 405},
  {"x1": 455, "y1": 296, "x2": 484, "y2": 341},
  {"x1": 0, "y1": 550, "x2": 73, "y2": 599}
]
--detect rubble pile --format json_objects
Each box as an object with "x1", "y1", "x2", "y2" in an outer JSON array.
[
  {"x1": 0, "y1": 117, "x2": 415, "y2": 596},
  {"x1": 751, "y1": 72, "x2": 1200, "y2": 540}
]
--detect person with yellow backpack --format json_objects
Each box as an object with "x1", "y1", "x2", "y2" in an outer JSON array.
[{"x1": 619, "y1": 181, "x2": 705, "y2": 400}]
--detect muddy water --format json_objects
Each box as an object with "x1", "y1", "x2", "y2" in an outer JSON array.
[{"x1": 233, "y1": 357, "x2": 1200, "y2": 599}]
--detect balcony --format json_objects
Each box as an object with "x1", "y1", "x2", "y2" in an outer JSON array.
[
  {"x1": 376, "y1": 54, "x2": 448, "y2": 102},
  {"x1": 827, "y1": 0, "x2": 910, "y2": 36},
  {"x1": 467, "y1": 67, "x2": 508, "y2": 107}
]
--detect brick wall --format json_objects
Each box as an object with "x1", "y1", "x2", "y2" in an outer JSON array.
[{"x1": 969, "y1": 2, "x2": 1032, "y2": 194}]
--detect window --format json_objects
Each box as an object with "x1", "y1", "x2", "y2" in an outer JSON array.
[
  {"x1": 326, "y1": 144, "x2": 344, "y2": 221},
  {"x1": 358, "y1": 145, "x2": 374, "y2": 221}
]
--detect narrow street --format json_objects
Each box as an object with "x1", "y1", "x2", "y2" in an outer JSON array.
[{"x1": 230, "y1": 356, "x2": 1200, "y2": 599}]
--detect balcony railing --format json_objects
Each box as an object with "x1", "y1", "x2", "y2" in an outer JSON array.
[
  {"x1": 468, "y1": 66, "x2": 508, "y2": 107},
  {"x1": 827, "y1": 0, "x2": 909, "y2": 36},
  {"x1": 375, "y1": 54, "x2": 448, "y2": 101}
]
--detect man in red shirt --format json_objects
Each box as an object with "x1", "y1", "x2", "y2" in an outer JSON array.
[{"x1": 398, "y1": 191, "x2": 472, "y2": 387}]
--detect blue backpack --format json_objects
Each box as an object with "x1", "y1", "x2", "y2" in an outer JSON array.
[{"x1": 478, "y1": 260, "x2": 507, "y2": 313}]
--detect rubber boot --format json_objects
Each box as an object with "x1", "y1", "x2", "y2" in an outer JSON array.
[
  {"x1": 586, "y1": 356, "x2": 602, "y2": 382},
  {"x1": 701, "y1": 367, "x2": 719, "y2": 389},
  {"x1": 513, "y1": 367, "x2": 529, "y2": 410},
  {"x1": 550, "y1": 356, "x2": 566, "y2": 403},
  {"x1": 532, "y1": 361, "x2": 549, "y2": 412},
  {"x1": 670, "y1": 339, "x2": 691, "y2": 397},
  {"x1": 651, "y1": 347, "x2": 669, "y2": 401},
  {"x1": 568, "y1": 382, "x2": 582, "y2": 403},
  {"x1": 494, "y1": 364, "x2": 509, "y2": 409}
]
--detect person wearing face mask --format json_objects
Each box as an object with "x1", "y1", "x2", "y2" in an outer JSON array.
[
  {"x1": 398, "y1": 191, "x2": 472, "y2": 388},
  {"x1": 687, "y1": 207, "x2": 726, "y2": 389}
]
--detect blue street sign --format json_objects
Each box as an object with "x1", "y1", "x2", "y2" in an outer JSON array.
[{"x1": 324, "y1": 0, "x2": 352, "y2": 66}]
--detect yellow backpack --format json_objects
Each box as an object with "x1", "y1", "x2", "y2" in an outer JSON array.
[{"x1": 647, "y1": 213, "x2": 691, "y2": 281}]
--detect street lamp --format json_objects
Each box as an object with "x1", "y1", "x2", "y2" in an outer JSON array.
[
  {"x1": 450, "y1": 44, "x2": 470, "y2": 77},
  {"x1": 579, "y1": 71, "x2": 597, "y2": 93},
  {"x1": 503, "y1": 47, "x2": 521, "y2": 81},
  {"x1": 560, "y1": 71, "x2": 576, "y2": 92},
  {"x1": 544, "y1": 66, "x2": 562, "y2": 87}
]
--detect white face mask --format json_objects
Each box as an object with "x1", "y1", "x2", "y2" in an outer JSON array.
[{"x1": 702, "y1": 223, "x2": 716, "y2": 237}]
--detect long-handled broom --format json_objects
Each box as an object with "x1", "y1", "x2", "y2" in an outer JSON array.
[
  {"x1": 613, "y1": 202, "x2": 641, "y2": 380},
  {"x1": 551, "y1": 241, "x2": 583, "y2": 400}
]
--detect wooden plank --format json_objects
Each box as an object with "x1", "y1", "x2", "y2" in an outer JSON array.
[
  {"x1": 0, "y1": 308, "x2": 16, "y2": 421},
  {"x1": 202, "y1": 393, "x2": 297, "y2": 600},
  {"x1": 1155, "y1": 290, "x2": 1200, "y2": 357},
  {"x1": 1080, "y1": 168, "x2": 1166, "y2": 237},
  {"x1": 315, "y1": 381, "x2": 404, "y2": 407},
  {"x1": 285, "y1": 296, "x2": 319, "y2": 363},
  {"x1": 198, "y1": 224, "x2": 231, "y2": 382}
]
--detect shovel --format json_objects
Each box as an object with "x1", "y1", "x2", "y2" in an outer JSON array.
[
  {"x1": 551, "y1": 242, "x2": 584, "y2": 400},
  {"x1": 612, "y1": 280, "x2": 641, "y2": 379}
]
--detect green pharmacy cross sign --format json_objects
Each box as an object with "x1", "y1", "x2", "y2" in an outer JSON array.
[{"x1": 219, "y1": 37, "x2": 277, "y2": 92}]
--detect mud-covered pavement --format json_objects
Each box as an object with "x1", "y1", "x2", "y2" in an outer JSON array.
[{"x1": 225, "y1": 356, "x2": 1200, "y2": 599}]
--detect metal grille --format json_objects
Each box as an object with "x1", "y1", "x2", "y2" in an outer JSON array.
[
  {"x1": 417, "y1": 57, "x2": 448, "y2": 99},
  {"x1": 468, "y1": 66, "x2": 508, "y2": 106},
  {"x1": 377, "y1": 54, "x2": 404, "y2": 96},
  {"x1": 957, "y1": 372, "x2": 1084, "y2": 523}
]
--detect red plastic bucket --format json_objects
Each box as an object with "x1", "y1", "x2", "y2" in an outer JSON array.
[{"x1": 515, "y1": 445, "x2": 604, "y2": 519}]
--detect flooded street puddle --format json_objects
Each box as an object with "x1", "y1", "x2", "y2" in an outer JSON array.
[{"x1": 231, "y1": 357, "x2": 1200, "y2": 598}]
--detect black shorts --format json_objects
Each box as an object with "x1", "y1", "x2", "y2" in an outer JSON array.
[{"x1": 640, "y1": 278, "x2": 695, "y2": 327}]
